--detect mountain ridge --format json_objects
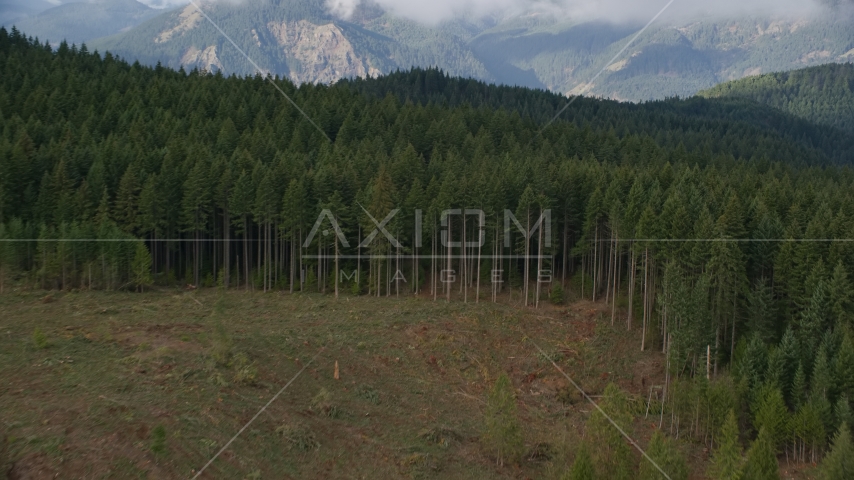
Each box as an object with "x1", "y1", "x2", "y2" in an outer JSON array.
[
  {"x1": 6, "y1": 0, "x2": 854, "y2": 101},
  {"x1": 6, "y1": 0, "x2": 159, "y2": 46}
]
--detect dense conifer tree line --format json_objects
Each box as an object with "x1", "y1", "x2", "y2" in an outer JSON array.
[
  {"x1": 700, "y1": 63, "x2": 854, "y2": 132},
  {"x1": 3, "y1": 26, "x2": 854, "y2": 474}
]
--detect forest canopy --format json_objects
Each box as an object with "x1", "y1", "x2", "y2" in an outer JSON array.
[{"x1": 699, "y1": 62, "x2": 854, "y2": 132}]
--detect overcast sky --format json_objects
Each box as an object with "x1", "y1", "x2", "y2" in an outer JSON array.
[
  {"x1": 137, "y1": 0, "x2": 834, "y2": 23},
  {"x1": 332, "y1": 0, "x2": 830, "y2": 24}
]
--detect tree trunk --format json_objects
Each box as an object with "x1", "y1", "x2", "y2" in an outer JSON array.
[
  {"x1": 524, "y1": 209, "x2": 530, "y2": 307},
  {"x1": 266, "y1": 221, "x2": 271, "y2": 292},
  {"x1": 256, "y1": 223, "x2": 262, "y2": 290},
  {"x1": 714, "y1": 325, "x2": 720, "y2": 377},
  {"x1": 194, "y1": 226, "x2": 200, "y2": 287},
  {"x1": 492, "y1": 223, "x2": 497, "y2": 303},
  {"x1": 605, "y1": 230, "x2": 613, "y2": 306},
  {"x1": 629, "y1": 247, "x2": 635, "y2": 330},
  {"x1": 611, "y1": 231, "x2": 620, "y2": 326},
  {"x1": 446, "y1": 216, "x2": 452, "y2": 302},
  {"x1": 476, "y1": 219, "x2": 482, "y2": 304},
  {"x1": 243, "y1": 217, "x2": 249, "y2": 290},
  {"x1": 730, "y1": 291, "x2": 737, "y2": 365},
  {"x1": 334, "y1": 231, "x2": 339, "y2": 300},
  {"x1": 535, "y1": 208, "x2": 543, "y2": 309},
  {"x1": 581, "y1": 252, "x2": 585, "y2": 300},
  {"x1": 413, "y1": 223, "x2": 418, "y2": 295},
  {"x1": 463, "y1": 213, "x2": 467, "y2": 303},
  {"x1": 275, "y1": 220, "x2": 279, "y2": 289},
  {"x1": 642, "y1": 247, "x2": 648, "y2": 351},
  {"x1": 432, "y1": 224, "x2": 436, "y2": 301},
  {"x1": 592, "y1": 226, "x2": 598, "y2": 302},
  {"x1": 562, "y1": 212, "x2": 568, "y2": 287},
  {"x1": 289, "y1": 232, "x2": 295, "y2": 293},
  {"x1": 356, "y1": 226, "x2": 361, "y2": 296},
  {"x1": 386, "y1": 243, "x2": 391, "y2": 297}
]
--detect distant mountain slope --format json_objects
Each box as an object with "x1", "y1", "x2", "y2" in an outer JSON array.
[
  {"x1": 698, "y1": 63, "x2": 854, "y2": 131},
  {"x1": 9, "y1": 0, "x2": 158, "y2": 46},
  {"x1": 473, "y1": 14, "x2": 854, "y2": 100},
  {"x1": 0, "y1": 0, "x2": 57, "y2": 27},
  {"x1": 89, "y1": 0, "x2": 496, "y2": 86},
  {"x1": 72, "y1": 0, "x2": 854, "y2": 100}
]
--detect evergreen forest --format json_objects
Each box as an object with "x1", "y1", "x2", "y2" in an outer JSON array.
[
  {"x1": 4, "y1": 26, "x2": 854, "y2": 477},
  {"x1": 700, "y1": 63, "x2": 854, "y2": 132}
]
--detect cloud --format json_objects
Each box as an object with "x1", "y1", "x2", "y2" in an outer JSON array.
[
  {"x1": 326, "y1": 0, "x2": 359, "y2": 18},
  {"x1": 137, "y1": 0, "x2": 248, "y2": 10},
  {"x1": 137, "y1": 0, "x2": 841, "y2": 21},
  {"x1": 137, "y1": 0, "x2": 190, "y2": 8},
  {"x1": 327, "y1": 0, "x2": 833, "y2": 24},
  {"x1": 326, "y1": 0, "x2": 524, "y2": 23}
]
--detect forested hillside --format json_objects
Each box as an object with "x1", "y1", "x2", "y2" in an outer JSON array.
[
  {"x1": 343, "y1": 68, "x2": 854, "y2": 164},
  {"x1": 699, "y1": 63, "x2": 854, "y2": 132},
  {"x1": 4, "y1": 26, "x2": 854, "y2": 476},
  {"x1": 469, "y1": 12, "x2": 854, "y2": 100}
]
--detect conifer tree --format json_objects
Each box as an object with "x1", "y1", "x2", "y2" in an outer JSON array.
[
  {"x1": 253, "y1": 166, "x2": 279, "y2": 292},
  {"x1": 182, "y1": 153, "x2": 212, "y2": 286},
  {"x1": 836, "y1": 334, "x2": 854, "y2": 401},
  {"x1": 131, "y1": 242, "x2": 153, "y2": 293},
  {"x1": 321, "y1": 191, "x2": 349, "y2": 299},
  {"x1": 739, "y1": 333, "x2": 768, "y2": 396},
  {"x1": 765, "y1": 348, "x2": 786, "y2": 393},
  {"x1": 793, "y1": 398, "x2": 827, "y2": 463},
  {"x1": 281, "y1": 178, "x2": 308, "y2": 293},
  {"x1": 709, "y1": 410, "x2": 743, "y2": 480},
  {"x1": 813, "y1": 344, "x2": 836, "y2": 399},
  {"x1": 834, "y1": 396, "x2": 852, "y2": 434},
  {"x1": 138, "y1": 174, "x2": 163, "y2": 274},
  {"x1": 811, "y1": 391, "x2": 835, "y2": 443},
  {"x1": 516, "y1": 185, "x2": 538, "y2": 307},
  {"x1": 820, "y1": 424, "x2": 854, "y2": 480},
  {"x1": 367, "y1": 167, "x2": 398, "y2": 297},
  {"x1": 776, "y1": 327, "x2": 800, "y2": 402},
  {"x1": 798, "y1": 280, "x2": 831, "y2": 362},
  {"x1": 562, "y1": 443, "x2": 595, "y2": 480},
  {"x1": 114, "y1": 162, "x2": 141, "y2": 234},
  {"x1": 791, "y1": 363, "x2": 808, "y2": 410},
  {"x1": 753, "y1": 385, "x2": 788, "y2": 453},
  {"x1": 215, "y1": 162, "x2": 233, "y2": 288},
  {"x1": 587, "y1": 383, "x2": 634, "y2": 480},
  {"x1": 639, "y1": 431, "x2": 688, "y2": 480},
  {"x1": 748, "y1": 278, "x2": 776, "y2": 344},
  {"x1": 403, "y1": 177, "x2": 427, "y2": 294},
  {"x1": 230, "y1": 170, "x2": 255, "y2": 290},
  {"x1": 828, "y1": 261, "x2": 853, "y2": 328},
  {"x1": 709, "y1": 198, "x2": 748, "y2": 363},
  {"x1": 483, "y1": 373, "x2": 523, "y2": 466},
  {"x1": 742, "y1": 428, "x2": 779, "y2": 480},
  {"x1": 0, "y1": 223, "x2": 8, "y2": 293}
]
